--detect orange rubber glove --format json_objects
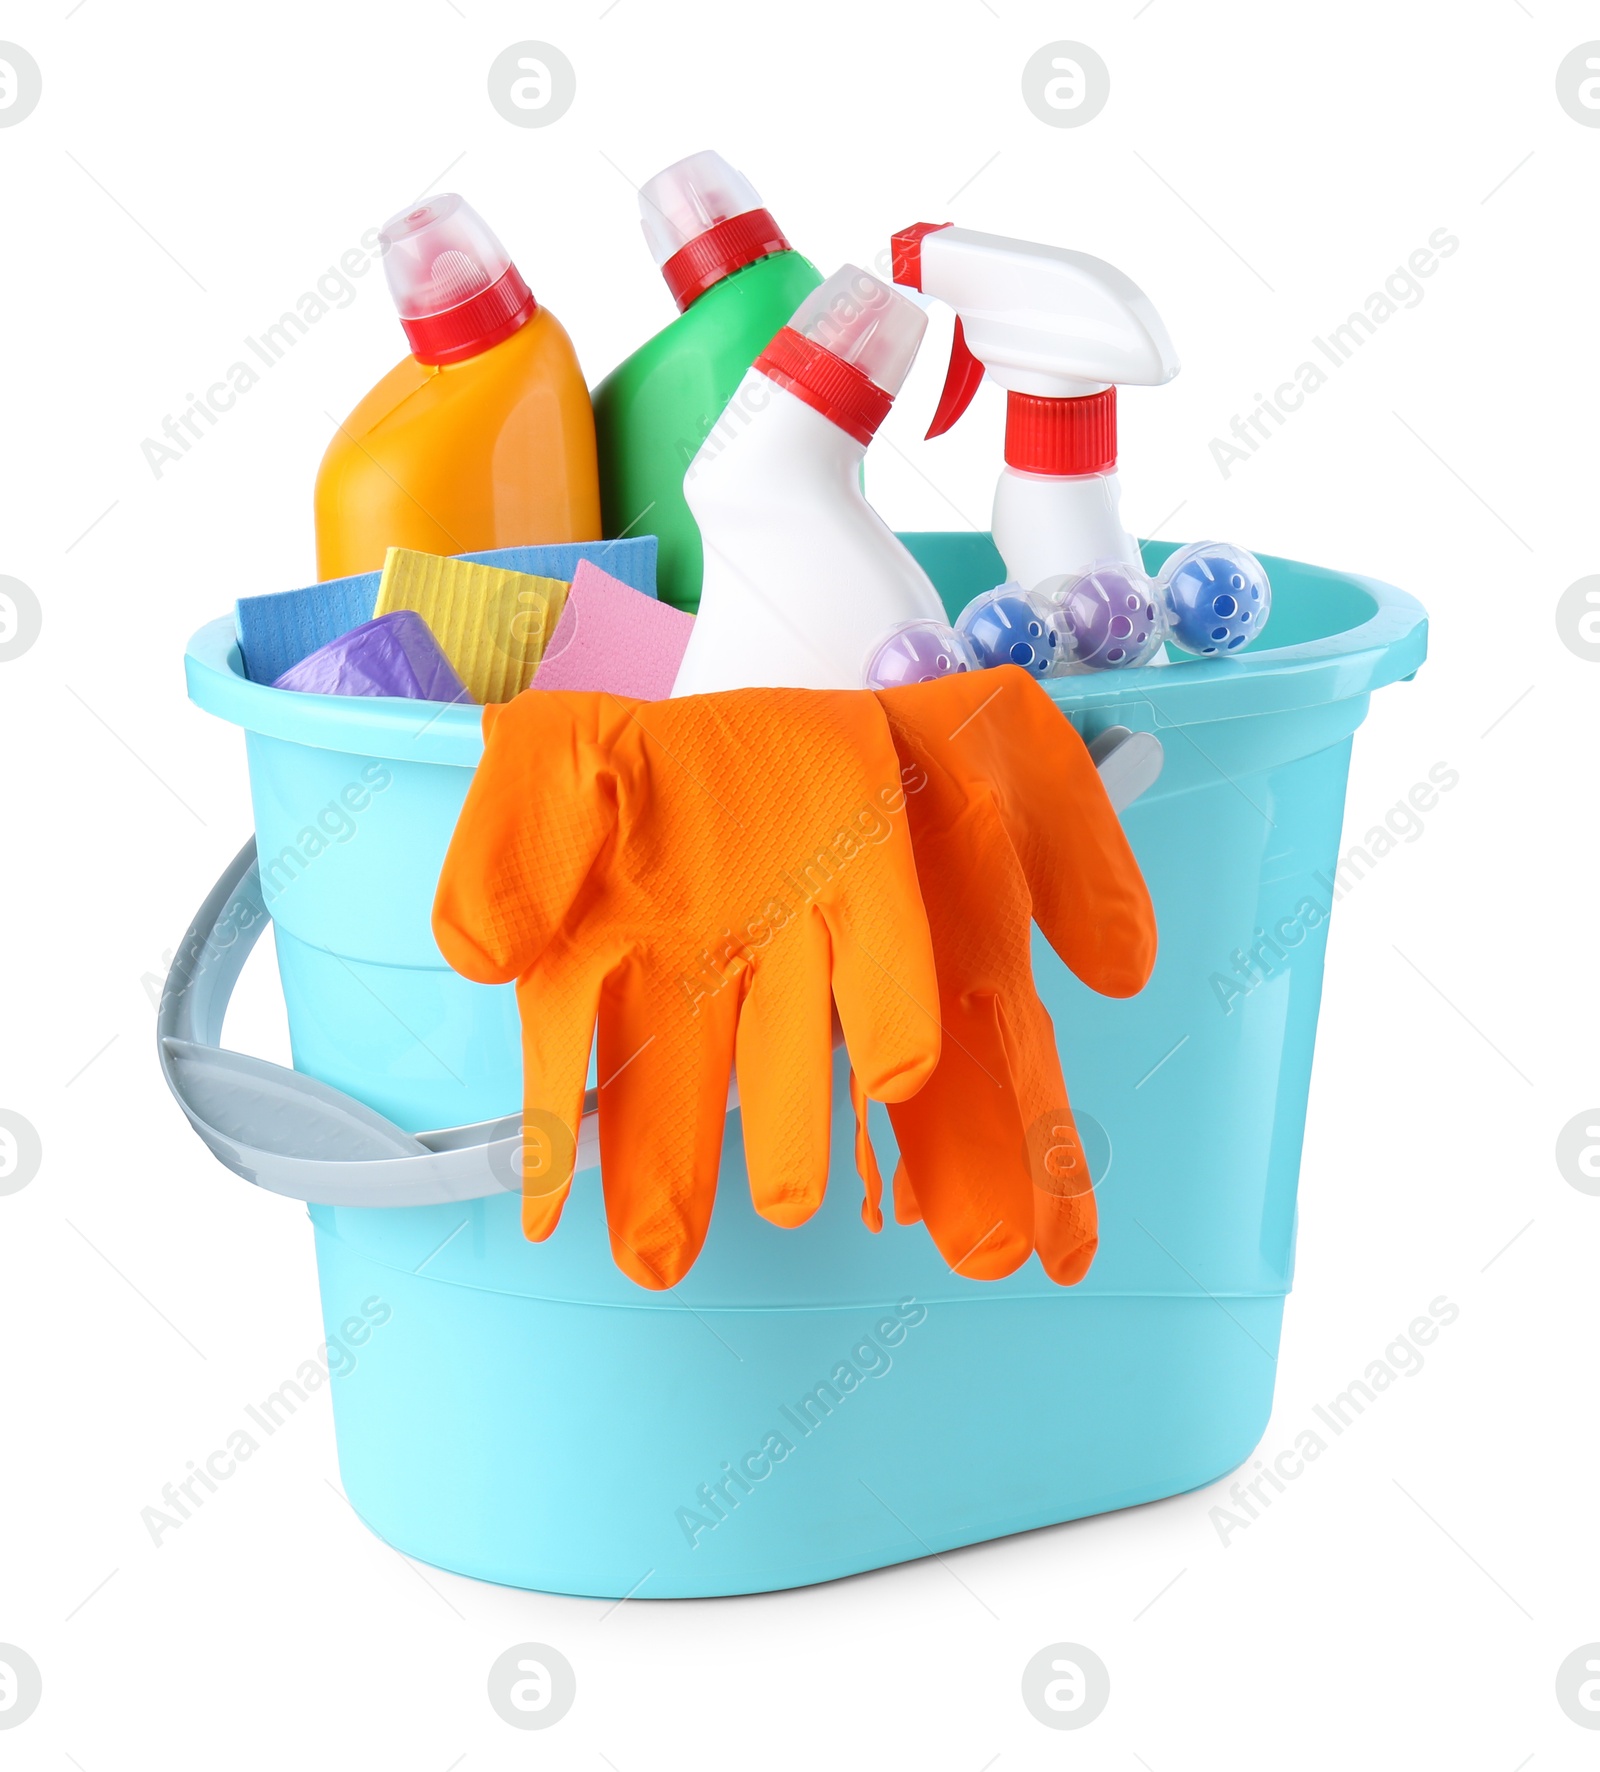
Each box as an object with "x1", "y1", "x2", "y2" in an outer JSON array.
[
  {"x1": 432, "y1": 687, "x2": 942, "y2": 1289},
  {"x1": 867, "y1": 666, "x2": 1157, "y2": 1285}
]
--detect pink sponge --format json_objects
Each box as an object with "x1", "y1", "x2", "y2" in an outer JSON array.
[{"x1": 530, "y1": 559, "x2": 693, "y2": 700}]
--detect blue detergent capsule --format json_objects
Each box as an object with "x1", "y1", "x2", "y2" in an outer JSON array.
[
  {"x1": 954, "y1": 584, "x2": 1071, "y2": 678},
  {"x1": 1158, "y1": 542, "x2": 1272, "y2": 657}
]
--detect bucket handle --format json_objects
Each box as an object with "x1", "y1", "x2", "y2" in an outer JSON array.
[{"x1": 158, "y1": 727, "x2": 1161, "y2": 1208}]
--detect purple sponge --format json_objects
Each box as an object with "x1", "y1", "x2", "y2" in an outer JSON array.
[{"x1": 271, "y1": 610, "x2": 473, "y2": 704}]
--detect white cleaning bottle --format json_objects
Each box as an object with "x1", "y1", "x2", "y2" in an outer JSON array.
[
  {"x1": 890, "y1": 222, "x2": 1179, "y2": 593},
  {"x1": 670, "y1": 265, "x2": 946, "y2": 695}
]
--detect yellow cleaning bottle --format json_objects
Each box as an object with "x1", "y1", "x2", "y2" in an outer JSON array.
[{"x1": 315, "y1": 194, "x2": 601, "y2": 582}]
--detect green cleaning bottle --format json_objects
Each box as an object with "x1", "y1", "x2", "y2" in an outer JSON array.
[{"x1": 591, "y1": 150, "x2": 821, "y2": 613}]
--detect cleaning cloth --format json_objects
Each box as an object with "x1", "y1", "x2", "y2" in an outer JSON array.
[
  {"x1": 862, "y1": 665, "x2": 1157, "y2": 1285},
  {"x1": 373, "y1": 548, "x2": 568, "y2": 705},
  {"x1": 235, "y1": 537, "x2": 659, "y2": 687},
  {"x1": 432, "y1": 686, "x2": 942, "y2": 1290},
  {"x1": 530, "y1": 560, "x2": 694, "y2": 700},
  {"x1": 271, "y1": 609, "x2": 473, "y2": 703}
]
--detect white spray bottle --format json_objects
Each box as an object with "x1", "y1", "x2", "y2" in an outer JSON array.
[
  {"x1": 891, "y1": 222, "x2": 1179, "y2": 593},
  {"x1": 671, "y1": 265, "x2": 947, "y2": 694}
]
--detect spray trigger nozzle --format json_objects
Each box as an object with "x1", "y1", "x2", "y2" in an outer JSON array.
[{"x1": 926, "y1": 318, "x2": 986, "y2": 440}]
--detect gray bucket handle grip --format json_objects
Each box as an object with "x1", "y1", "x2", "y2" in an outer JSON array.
[{"x1": 158, "y1": 727, "x2": 1161, "y2": 1208}]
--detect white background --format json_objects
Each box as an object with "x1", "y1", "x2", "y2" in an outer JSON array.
[{"x1": 2, "y1": 2, "x2": 1595, "y2": 1765}]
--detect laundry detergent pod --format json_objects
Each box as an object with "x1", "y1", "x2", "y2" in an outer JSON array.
[
  {"x1": 271, "y1": 610, "x2": 473, "y2": 703},
  {"x1": 1157, "y1": 541, "x2": 1271, "y2": 656},
  {"x1": 863, "y1": 619, "x2": 978, "y2": 690},
  {"x1": 954, "y1": 584, "x2": 1071, "y2": 678},
  {"x1": 1041, "y1": 562, "x2": 1165, "y2": 670}
]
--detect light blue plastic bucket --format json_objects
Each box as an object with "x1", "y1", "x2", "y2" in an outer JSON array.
[{"x1": 182, "y1": 535, "x2": 1426, "y2": 1599}]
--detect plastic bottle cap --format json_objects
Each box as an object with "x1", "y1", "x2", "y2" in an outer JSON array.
[
  {"x1": 379, "y1": 194, "x2": 536, "y2": 367},
  {"x1": 638, "y1": 150, "x2": 791, "y2": 311},
  {"x1": 787, "y1": 266, "x2": 927, "y2": 397},
  {"x1": 754, "y1": 267, "x2": 927, "y2": 445},
  {"x1": 1005, "y1": 386, "x2": 1118, "y2": 475}
]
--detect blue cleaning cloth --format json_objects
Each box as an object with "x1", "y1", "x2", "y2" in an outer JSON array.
[
  {"x1": 271, "y1": 610, "x2": 474, "y2": 703},
  {"x1": 235, "y1": 537, "x2": 659, "y2": 686}
]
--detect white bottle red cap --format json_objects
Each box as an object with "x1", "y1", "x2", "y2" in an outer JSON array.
[
  {"x1": 753, "y1": 266, "x2": 927, "y2": 445},
  {"x1": 638, "y1": 149, "x2": 793, "y2": 312},
  {"x1": 379, "y1": 194, "x2": 536, "y2": 366}
]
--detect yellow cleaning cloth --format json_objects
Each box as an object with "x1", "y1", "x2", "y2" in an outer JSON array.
[{"x1": 373, "y1": 548, "x2": 570, "y2": 705}]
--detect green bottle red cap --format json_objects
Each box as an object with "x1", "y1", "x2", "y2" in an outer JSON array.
[{"x1": 640, "y1": 150, "x2": 794, "y2": 313}]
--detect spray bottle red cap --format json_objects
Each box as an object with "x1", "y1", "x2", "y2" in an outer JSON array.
[
  {"x1": 1003, "y1": 387, "x2": 1117, "y2": 474},
  {"x1": 753, "y1": 265, "x2": 926, "y2": 445},
  {"x1": 640, "y1": 150, "x2": 793, "y2": 312},
  {"x1": 379, "y1": 195, "x2": 537, "y2": 367}
]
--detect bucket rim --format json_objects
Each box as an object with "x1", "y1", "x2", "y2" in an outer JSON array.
[{"x1": 184, "y1": 540, "x2": 1428, "y2": 764}]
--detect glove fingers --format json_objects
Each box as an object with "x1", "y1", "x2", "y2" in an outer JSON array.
[
  {"x1": 595, "y1": 960, "x2": 739, "y2": 1290},
  {"x1": 877, "y1": 673, "x2": 1110, "y2": 1288},
  {"x1": 1018, "y1": 724, "x2": 1157, "y2": 999},
  {"x1": 517, "y1": 949, "x2": 605, "y2": 1242},
  {"x1": 1034, "y1": 1181, "x2": 1099, "y2": 1286},
  {"x1": 819, "y1": 793, "x2": 942, "y2": 1106},
  {"x1": 848, "y1": 1069, "x2": 885, "y2": 1233},
  {"x1": 945, "y1": 668, "x2": 1157, "y2": 997},
  {"x1": 1000, "y1": 993, "x2": 1100, "y2": 1285},
  {"x1": 736, "y1": 911, "x2": 833, "y2": 1229},
  {"x1": 887, "y1": 994, "x2": 1034, "y2": 1280}
]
